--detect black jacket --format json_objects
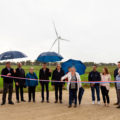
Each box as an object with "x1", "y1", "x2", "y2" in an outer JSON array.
[
  {"x1": 15, "y1": 68, "x2": 26, "y2": 87},
  {"x1": 88, "y1": 71, "x2": 101, "y2": 86},
  {"x1": 1, "y1": 67, "x2": 15, "y2": 84},
  {"x1": 39, "y1": 68, "x2": 51, "y2": 84},
  {"x1": 114, "y1": 68, "x2": 119, "y2": 79},
  {"x1": 52, "y1": 68, "x2": 65, "y2": 86}
]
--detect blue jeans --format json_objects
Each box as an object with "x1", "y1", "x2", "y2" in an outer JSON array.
[
  {"x1": 91, "y1": 85, "x2": 100, "y2": 101},
  {"x1": 69, "y1": 89, "x2": 77, "y2": 105}
]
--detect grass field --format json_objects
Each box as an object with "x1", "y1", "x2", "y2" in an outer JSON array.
[{"x1": 0, "y1": 65, "x2": 117, "y2": 92}]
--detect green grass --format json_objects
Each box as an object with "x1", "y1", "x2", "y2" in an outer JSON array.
[{"x1": 0, "y1": 65, "x2": 116, "y2": 92}]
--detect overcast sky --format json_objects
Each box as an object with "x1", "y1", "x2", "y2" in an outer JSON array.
[{"x1": 0, "y1": 0, "x2": 120, "y2": 63}]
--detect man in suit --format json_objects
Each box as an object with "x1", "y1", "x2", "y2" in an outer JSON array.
[
  {"x1": 52, "y1": 63, "x2": 65, "y2": 103},
  {"x1": 1, "y1": 62, "x2": 16, "y2": 105},
  {"x1": 15, "y1": 62, "x2": 26, "y2": 103},
  {"x1": 114, "y1": 61, "x2": 120, "y2": 105},
  {"x1": 39, "y1": 63, "x2": 51, "y2": 103}
]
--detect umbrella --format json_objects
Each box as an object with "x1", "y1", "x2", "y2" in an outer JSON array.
[
  {"x1": 0, "y1": 51, "x2": 27, "y2": 61},
  {"x1": 78, "y1": 87, "x2": 85, "y2": 105},
  {"x1": 61, "y1": 59, "x2": 86, "y2": 75},
  {"x1": 36, "y1": 52, "x2": 63, "y2": 62}
]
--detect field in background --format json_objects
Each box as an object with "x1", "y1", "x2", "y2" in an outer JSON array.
[{"x1": 0, "y1": 65, "x2": 116, "y2": 92}]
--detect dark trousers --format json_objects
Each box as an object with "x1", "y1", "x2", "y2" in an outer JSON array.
[
  {"x1": 115, "y1": 83, "x2": 119, "y2": 103},
  {"x1": 28, "y1": 86, "x2": 36, "y2": 101},
  {"x1": 69, "y1": 89, "x2": 77, "y2": 105},
  {"x1": 101, "y1": 86, "x2": 110, "y2": 103},
  {"x1": 41, "y1": 83, "x2": 49, "y2": 101},
  {"x1": 15, "y1": 86, "x2": 24, "y2": 101},
  {"x1": 55, "y1": 86, "x2": 62, "y2": 100},
  {"x1": 2, "y1": 83, "x2": 13, "y2": 103},
  {"x1": 91, "y1": 85, "x2": 100, "y2": 101}
]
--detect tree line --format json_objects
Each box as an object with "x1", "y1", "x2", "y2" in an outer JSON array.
[{"x1": 0, "y1": 60, "x2": 117, "y2": 66}]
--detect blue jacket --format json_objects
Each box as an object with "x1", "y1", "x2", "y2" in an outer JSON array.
[{"x1": 26, "y1": 72, "x2": 38, "y2": 87}]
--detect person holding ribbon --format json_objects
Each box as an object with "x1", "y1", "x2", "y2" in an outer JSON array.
[
  {"x1": 61, "y1": 67, "x2": 82, "y2": 108},
  {"x1": 114, "y1": 61, "x2": 120, "y2": 105},
  {"x1": 26, "y1": 67, "x2": 38, "y2": 102},
  {"x1": 115, "y1": 69, "x2": 120, "y2": 108},
  {"x1": 100, "y1": 67, "x2": 111, "y2": 107},
  {"x1": 88, "y1": 64, "x2": 101, "y2": 105},
  {"x1": 1, "y1": 62, "x2": 16, "y2": 105},
  {"x1": 15, "y1": 62, "x2": 26, "y2": 103},
  {"x1": 39, "y1": 62, "x2": 51, "y2": 103},
  {"x1": 52, "y1": 63, "x2": 65, "y2": 104}
]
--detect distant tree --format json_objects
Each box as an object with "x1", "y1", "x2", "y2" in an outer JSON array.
[
  {"x1": 26, "y1": 60, "x2": 32, "y2": 65},
  {"x1": 34, "y1": 59, "x2": 41, "y2": 65},
  {"x1": 21, "y1": 61, "x2": 26, "y2": 65}
]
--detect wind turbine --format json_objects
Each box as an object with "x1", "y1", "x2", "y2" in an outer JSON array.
[{"x1": 49, "y1": 21, "x2": 70, "y2": 54}]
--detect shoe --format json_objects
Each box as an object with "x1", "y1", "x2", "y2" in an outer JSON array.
[
  {"x1": 54, "y1": 100, "x2": 58, "y2": 103},
  {"x1": 8, "y1": 101, "x2": 14, "y2": 105},
  {"x1": 68, "y1": 105, "x2": 72, "y2": 108},
  {"x1": 47, "y1": 100, "x2": 49, "y2": 103},
  {"x1": 60, "y1": 100, "x2": 62, "y2": 104},
  {"x1": 33, "y1": 100, "x2": 36, "y2": 102},
  {"x1": 21, "y1": 100, "x2": 26, "y2": 102},
  {"x1": 97, "y1": 101, "x2": 100, "y2": 105},
  {"x1": 74, "y1": 105, "x2": 77, "y2": 108},
  {"x1": 1, "y1": 102, "x2": 5, "y2": 105},
  {"x1": 92, "y1": 101, "x2": 95, "y2": 105},
  {"x1": 41, "y1": 100, "x2": 44, "y2": 103},
  {"x1": 17, "y1": 100, "x2": 20, "y2": 103},
  {"x1": 114, "y1": 103, "x2": 119, "y2": 105},
  {"x1": 28, "y1": 100, "x2": 31, "y2": 102},
  {"x1": 116, "y1": 106, "x2": 120, "y2": 108}
]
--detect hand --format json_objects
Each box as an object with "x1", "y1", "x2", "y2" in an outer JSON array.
[
  {"x1": 49, "y1": 69, "x2": 51, "y2": 73},
  {"x1": 7, "y1": 73, "x2": 11, "y2": 76},
  {"x1": 62, "y1": 84, "x2": 64, "y2": 87},
  {"x1": 52, "y1": 85, "x2": 54, "y2": 88},
  {"x1": 13, "y1": 69, "x2": 16, "y2": 73},
  {"x1": 91, "y1": 83, "x2": 95, "y2": 87},
  {"x1": 16, "y1": 82, "x2": 19, "y2": 86},
  {"x1": 27, "y1": 87, "x2": 28, "y2": 88},
  {"x1": 40, "y1": 83, "x2": 41, "y2": 86}
]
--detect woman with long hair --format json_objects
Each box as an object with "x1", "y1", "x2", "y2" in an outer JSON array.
[{"x1": 100, "y1": 67, "x2": 111, "y2": 107}]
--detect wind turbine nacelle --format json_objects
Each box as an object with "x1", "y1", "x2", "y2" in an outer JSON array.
[{"x1": 58, "y1": 36, "x2": 61, "y2": 39}]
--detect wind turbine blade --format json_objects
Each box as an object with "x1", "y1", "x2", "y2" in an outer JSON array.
[
  {"x1": 52, "y1": 21, "x2": 58, "y2": 38},
  {"x1": 49, "y1": 39, "x2": 58, "y2": 51},
  {"x1": 60, "y1": 38, "x2": 70, "y2": 41}
]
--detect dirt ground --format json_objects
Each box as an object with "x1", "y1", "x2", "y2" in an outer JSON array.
[{"x1": 0, "y1": 88, "x2": 120, "y2": 120}]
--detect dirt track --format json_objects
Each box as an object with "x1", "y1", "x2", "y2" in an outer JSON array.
[{"x1": 0, "y1": 88, "x2": 120, "y2": 120}]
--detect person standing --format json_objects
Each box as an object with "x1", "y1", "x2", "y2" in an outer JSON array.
[
  {"x1": 61, "y1": 67, "x2": 82, "y2": 108},
  {"x1": 100, "y1": 67, "x2": 111, "y2": 107},
  {"x1": 15, "y1": 62, "x2": 26, "y2": 103},
  {"x1": 39, "y1": 62, "x2": 51, "y2": 103},
  {"x1": 114, "y1": 61, "x2": 120, "y2": 105},
  {"x1": 88, "y1": 64, "x2": 101, "y2": 105},
  {"x1": 1, "y1": 62, "x2": 16, "y2": 105},
  {"x1": 115, "y1": 69, "x2": 120, "y2": 108},
  {"x1": 52, "y1": 63, "x2": 65, "y2": 103},
  {"x1": 26, "y1": 67, "x2": 38, "y2": 102}
]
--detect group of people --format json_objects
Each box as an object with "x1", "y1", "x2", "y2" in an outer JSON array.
[
  {"x1": 1, "y1": 61, "x2": 120, "y2": 108},
  {"x1": 88, "y1": 62, "x2": 120, "y2": 108}
]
